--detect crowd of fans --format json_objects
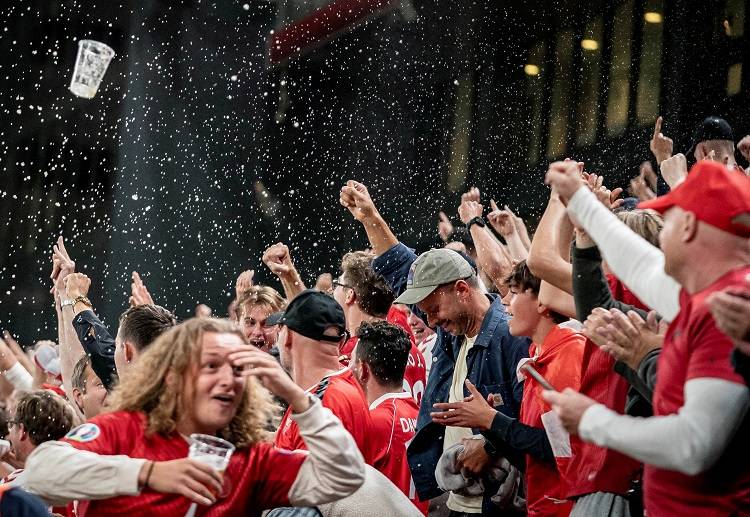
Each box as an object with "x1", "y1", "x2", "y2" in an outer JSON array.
[{"x1": 0, "y1": 115, "x2": 748, "y2": 516}]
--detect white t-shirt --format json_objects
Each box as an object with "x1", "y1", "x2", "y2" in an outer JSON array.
[{"x1": 443, "y1": 335, "x2": 482, "y2": 513}]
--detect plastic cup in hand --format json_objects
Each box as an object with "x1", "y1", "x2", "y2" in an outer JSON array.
[
  {"x1": 69, "y1": 39, "x2": 115, "y2": 99},
  {"x1": 184, "y1": 434, "x2": 235, "y2": 517}
]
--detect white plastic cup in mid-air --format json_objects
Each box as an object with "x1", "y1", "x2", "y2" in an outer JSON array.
[{"x1": 69, "y1": 39, "x2": 115, "y2": 99}]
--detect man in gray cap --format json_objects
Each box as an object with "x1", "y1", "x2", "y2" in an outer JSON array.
[{"x1": 341, "y1": 181, "x2": 529, "y2": 516}]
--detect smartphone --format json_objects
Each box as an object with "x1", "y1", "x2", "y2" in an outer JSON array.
[{"x1": 521, "y1": 364, "x2": 557, "y2": 391}]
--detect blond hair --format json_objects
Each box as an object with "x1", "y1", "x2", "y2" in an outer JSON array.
[
  {"x1": 107, "y1": 318, "x2": 277, "y2": 448},
  {"x1": 238, "y1": 285, "x2": 285, "y2": 317},
  {"x1": 616, "y1": 209, "x2": 663, "y2": 247}
]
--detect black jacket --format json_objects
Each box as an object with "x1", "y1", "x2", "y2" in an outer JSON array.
[{"x1": 72, "y1": 310, "x2": 118, "y2": 391}]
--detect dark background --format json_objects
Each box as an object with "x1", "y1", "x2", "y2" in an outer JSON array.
[{"x1": 0, "y1": 0, "x2": 747, "y2": 343}]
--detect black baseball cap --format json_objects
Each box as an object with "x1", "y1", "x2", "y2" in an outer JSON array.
[
  {"x1": 688, "y1": 116, "x2": 734, "y2": 157},
  {"x1": 276, "y1": 289, "x2": 347, "y2": 342}
]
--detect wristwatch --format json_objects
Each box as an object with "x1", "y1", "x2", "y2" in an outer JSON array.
[
  {"x1": 466, "y1": 216, "x2": 486, "y2": 230},
  {"x1": 60, "y1": 299, "x2": 75, "y2": 310}
]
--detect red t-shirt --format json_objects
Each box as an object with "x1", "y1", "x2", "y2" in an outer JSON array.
[
  {"x1": 369, "y1": 391, "x2": 428, "y2": 515},
  {"x1": 62, "y1": 411, "x2": 306, "y2": 516},
  {"x1": 645, "y1": 266, "x2": 750, "y2": 516},
  {"x1": 275, "y1": 368, "x2": 375, "y2": 463},
  {"x1": 520, "y1": 326, "x2": 585, "y2": 517},
  {"x1": 339, "y1": 307, "x2": 427, "y2": 406}
]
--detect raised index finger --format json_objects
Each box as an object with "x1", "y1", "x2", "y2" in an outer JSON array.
[{"x1": 653, "y1": 116, "x2": 662, "y2": 138}]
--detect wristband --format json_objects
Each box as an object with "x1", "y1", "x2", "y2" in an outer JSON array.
[
  {"x1": 143, "y1": 460, "x2": 156, "y2": 489},
  {"x1": 466, "y1": 216, "x2": 486, "y2": 230}
]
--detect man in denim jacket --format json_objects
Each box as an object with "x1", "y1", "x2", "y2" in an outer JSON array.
[{"x1": 341, "y1": 181, "x2": 529, "y2": 516}]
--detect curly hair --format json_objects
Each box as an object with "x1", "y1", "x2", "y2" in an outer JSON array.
[
  {"x1": 106, "y1": 318, "x2": 278, "y2": 448},
  {"x1": 340, "y1": 251, "x2": 394, "y2": 318},
  {"x1": 238, "y1": 285, "x2": 286, "y2": 317}
]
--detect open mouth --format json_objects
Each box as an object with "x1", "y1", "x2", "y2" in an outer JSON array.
[
  {"x1": 249, "y1": 339, "x2": 266, "y2": 348},
  {"x1": 212, "y1": 393, "x2": 235, "y2": 406}
]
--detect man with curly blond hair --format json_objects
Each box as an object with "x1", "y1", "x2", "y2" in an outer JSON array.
[{"x1": 22, "y1": 318, "x2": 366, "y2": 516}]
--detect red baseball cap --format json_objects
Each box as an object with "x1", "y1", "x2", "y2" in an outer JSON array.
[{"x1": 638, "y1": 160, "x2": 750, "y2": 238}]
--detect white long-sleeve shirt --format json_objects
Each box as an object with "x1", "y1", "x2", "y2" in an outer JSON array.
[
  {"x1": 23, "y1": 398, "x2": 365, "y2": 508},
  {"x1": 3, "y1": 362, "x2": 33, "y2": 392},
  {"x1": 566, "y1": 187, "x2": 749, "y2": 475},
  {"x1": 567, "y1": 188, "x2": 681, "y2": 322}
]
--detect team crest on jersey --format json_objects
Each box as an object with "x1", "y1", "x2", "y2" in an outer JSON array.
[{"x1": 65, "y1": 423, "x2": 100, "y2": 443}]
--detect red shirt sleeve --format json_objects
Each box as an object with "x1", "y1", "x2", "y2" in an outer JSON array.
[{"x1": 61, "y1": 411, "x2": 140, "y2": 455}]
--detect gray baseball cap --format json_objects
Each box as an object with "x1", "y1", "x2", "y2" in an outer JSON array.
[{"x1": 394, "y1": 248, "x2": 475, "y2": 305}]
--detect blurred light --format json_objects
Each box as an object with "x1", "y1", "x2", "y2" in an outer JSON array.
[
  {"x1": 644, "y1": 12, "x2": 663, "y2": 24},
  {"x1": 524, "y1": 64, "x2": 540, "y2": 76},
  {"x1": 581, "y1": 39, "x2": 599, "y2": 51}
]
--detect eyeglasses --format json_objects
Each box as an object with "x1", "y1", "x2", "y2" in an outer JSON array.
[
  {"x1": 332, "y1": 280, "x2": 352, "y2": 290},
  {"x1": 326, "y1": 279, "x2": 352, "y2": 296}
]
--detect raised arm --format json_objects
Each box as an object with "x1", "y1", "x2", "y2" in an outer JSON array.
[
  {"x1": 0, "y1": 336, "x2": 32, "y2": 392},
  {"x1": 526, "y1": 193, "x2": 573, "y2": 294},
  {"x1": 458, "y1": 199, "x2": 514, "y2": 290},
  {"x1": 546, "y1": 161, "x2": 681, "y2": 321},
  {"x1": 262, "y1": 242, "x2": 306, "y2": 300},
  {"x1": 340, "y1": 180, "x2": 399, "y2": 257},
  {"x1": 487, "y1": 200, "x2": 528, "y2": 263},
  {"x1": 340, "y1": 180, "x2": 415, "y2": 295},
  {"x1": 64, "y1": 273, "x2": 118, "y2": 392},
  {"x1": 539, "y1": 281, "x2": 577, "y2": 319},
  {"x1": 2, "y1": 331, "x2": 35, "y2": 375},
  {"x1": 51, "y1": 237, "x2": 87, "y2": 398}
]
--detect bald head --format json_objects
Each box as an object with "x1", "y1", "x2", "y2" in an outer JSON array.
[{"x1": 660, "y1": 206, "x2": 750, "y2": 292}]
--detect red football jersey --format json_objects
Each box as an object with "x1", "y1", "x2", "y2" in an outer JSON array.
[
  {"x1": 645, "y1": 266, "x2": 750, "y2": 516},
  {"x1": 62, "y1": 411, "x2": 307, "y2": 516},
  {"x1": 519, "y1": 326, "x2": 585, "y2": 517},
  {"x1": 275, "y1": 368, "x2": 375, "y2": 463},
  {"x1": 369, "y1": 392, "x2": 428, "y2": 515}
]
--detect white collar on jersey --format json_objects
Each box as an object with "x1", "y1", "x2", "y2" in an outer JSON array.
[{"x1": 369, "y1": 391, "x2": 413, "y2": 410}]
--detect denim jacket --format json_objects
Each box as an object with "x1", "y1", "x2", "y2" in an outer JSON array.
[{"x1": 373, "y1": 243, "x2": 529, "y2": 501}]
